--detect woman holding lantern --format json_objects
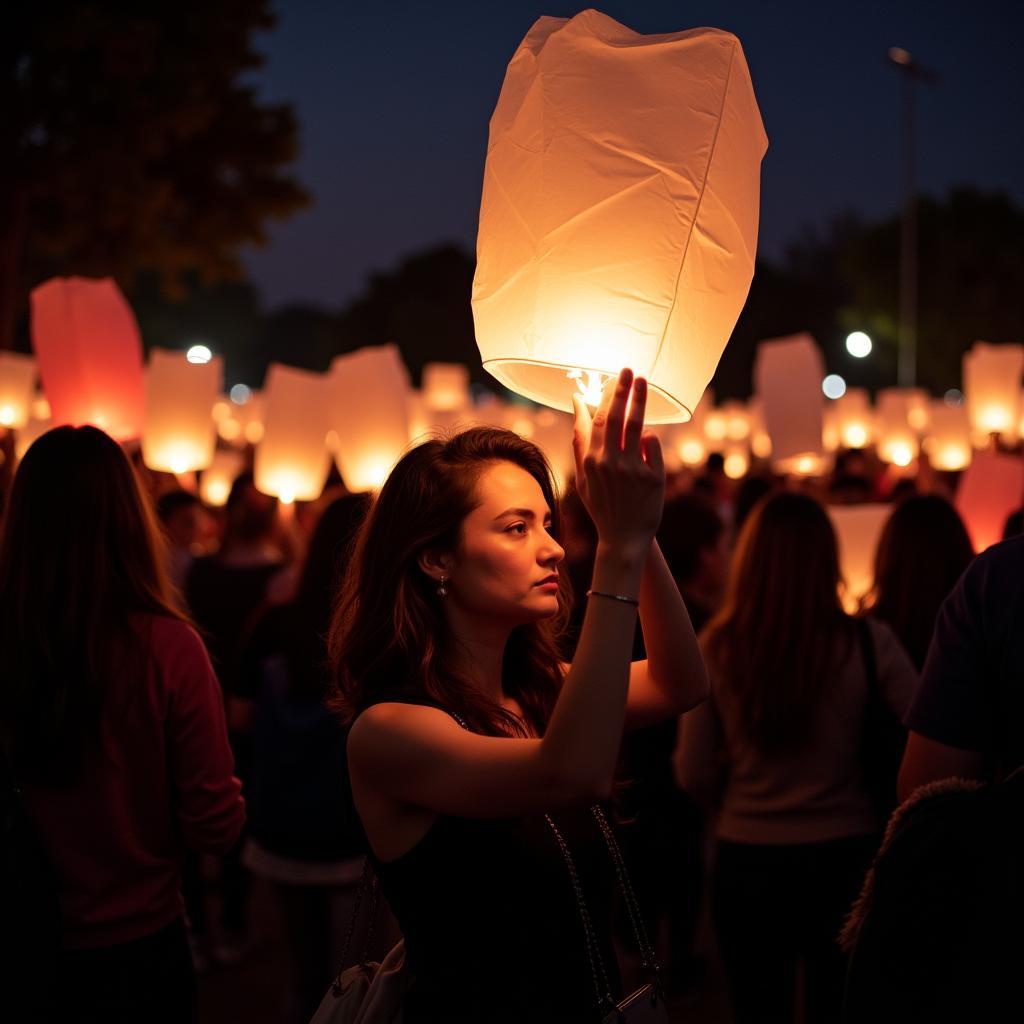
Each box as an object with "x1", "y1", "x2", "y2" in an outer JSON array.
[{"x1": 329, "y1": 368, "x2": 709, "y2": 1022}]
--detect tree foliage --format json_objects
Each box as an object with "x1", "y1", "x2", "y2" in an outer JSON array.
[{"x1": 1, "y1": 0, "x2": 309, "y2": 346}]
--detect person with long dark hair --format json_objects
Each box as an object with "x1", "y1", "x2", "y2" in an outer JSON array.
[
  {"x1": 863, "y1": 494, "x2": 974, "y2": 671},
  {"x1": 330, "y1": 370, "x2": 708, "y2": 1022},
  {"x1": 0, "y1": 426, "x2": 244, "y2": 1023},
  {"x1": 676, "y1": 492, "x2": 918, "y2": 1024}
]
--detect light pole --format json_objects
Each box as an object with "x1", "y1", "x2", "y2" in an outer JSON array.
[{"x1": 887, "y1": 47, "x2": 936, "y2": 388}]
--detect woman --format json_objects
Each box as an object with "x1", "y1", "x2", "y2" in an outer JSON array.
[
  {"x1": 330, "y1": 369, "x2": 708, "y2": 1022},
  {"x1": 864, "y1": 494, "x2": 974, "y2": 671},
  {"x1": 675, "y1": 492, "x2": 918, "y2": 1024},
  {"x1": 0, "y1": 426, "x2": 245, "y2": 1023}
]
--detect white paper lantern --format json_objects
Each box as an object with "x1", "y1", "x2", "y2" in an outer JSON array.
[
  {"x1": 330, "y1": 345, "x2": 412, "y2": 492},
  {"x1": 875, "y1": 389, "x2": 919, "y2": 467},
  {"x1": 141, "y1": 349, "x2": 222, "y2": 474},
  {"x1": 254, "y1": 365, "x2": 331, "y2": 504},
  {"x1": 199, "y1": 450, "x2": 245, "y2": 507},
  {"x1": 923, "y1": 402, "x2": 972, "y2": 472},
  {"x1": 0, "y1": 353, "x2": 37, "y2": 429},
  {"x1": 723, "y1": 444, "x2": 750, "y2": 480},
  {"x1": 828, "y1": 504, "x2": 891, "y2": 613},
  {"x1": 963, "y1": 341, "x2": 1024, "y2": 436},
  {"x1": 754, "y1": 333, "x2": 825, "y2": 473},
  {"x1": 422, "y1": 363, "x2": 471, "y2": 413},
  {"x1": 472, "y1": 9, "x2": 767, "y2": 423},
  {"x1": 833, "y1": 388, "x2": 873, "y2": 449}
]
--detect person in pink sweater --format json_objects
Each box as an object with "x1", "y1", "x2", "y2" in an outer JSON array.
[{"x1": 0, "y1": 425, "x2": 245, "y2": 1023}]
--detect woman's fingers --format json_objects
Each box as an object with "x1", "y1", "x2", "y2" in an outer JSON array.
[
  {"x1": 641, "y1": 431, "x2": 664, "y2": 477},
  {"x1": 622, "y1": 376, "x2": 647, "y2": 457},
  {"x1": 588, "y1": 373, "x2": 617, "y2": 455},
  {"x1": 571, "y1": 394, "x2": 592, "y2": 469},
  {"x1": 603, "y1": 368, "x2": 633, "y2": 458}
]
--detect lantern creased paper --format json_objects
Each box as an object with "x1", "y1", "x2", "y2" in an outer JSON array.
[
  {"x1": 330, "y1": 345, "x2": 412, "y2": 492},
  {"x1": 30, "y1": 276, "x2": 145, "y2": 441},
  {"x1": 254, "y1": 365, "x2": 331, "y2": 504},
  {"x1": 754, "y1": 333, "x2": 825, "y2": 473},
  {"x1": 0, "y1": 353, "x2": 37, "y2": 430},
  {"x1": 142, "y1": 349, "x2": 223, "y2": 474},
  {"x1": 472, "y1": 9, "x2": 768, "y2": 423}
]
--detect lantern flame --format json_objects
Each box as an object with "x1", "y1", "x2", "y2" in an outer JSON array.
[
  {"x1": 567, "y1": 368, "x2": 610, "y2": 408},
  {"x1": 0, "y1": 406, "x2": 15, "y2": 426}
]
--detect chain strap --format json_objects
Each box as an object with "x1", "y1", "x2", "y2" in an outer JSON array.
[
  {"x1": 332, "y1": 856, "x2": 380, "y2": 994},
  {"x1": 544, "y1": 813, "x2": 618, "y2": 1016},
  {"x1": 591, "y1": 806, "x2": 659, "y2": 976}
]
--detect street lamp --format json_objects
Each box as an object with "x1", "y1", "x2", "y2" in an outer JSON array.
[{"x1": 887, "y1": 47, "x2": 937, "y2": 388}]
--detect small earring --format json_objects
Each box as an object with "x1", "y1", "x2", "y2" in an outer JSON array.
[{"x1": 437, "y1": 575, "x2": 448, "y2": 598}]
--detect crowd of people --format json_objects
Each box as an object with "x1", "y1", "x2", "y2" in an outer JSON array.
[{"x1": 2, "y1": 369, "x2": 1021, "y2": 1023}]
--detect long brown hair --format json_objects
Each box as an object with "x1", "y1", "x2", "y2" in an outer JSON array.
[
  {"x1": 865, "y1": 494, "x2": 974, "y2": 670},
  {"x1": 701, "y1": 491, "x2": 852, "y2": 755},
  {"x1": 0, "y1": 426, "x2": 186, "y2": 781},
  {"x1": 327, "y1": 427, "x2": 570, "y2": 737}
]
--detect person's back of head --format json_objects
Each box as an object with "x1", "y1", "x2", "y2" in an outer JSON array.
[
  {"x1": 867, "y1": 494, "x2": 974, "y2": 671},
  {"x1": 657, "y1": 493, "x2": 726, "y2": 627},
  {"x1": 703, "y1": 490, "x2": 850, "y2": 755},
  {"x1": 0, "y1": 426, "x2": 183, "y2": 781},
  {"x1": 222, "y1": 471, "x2": 279, "y2": 553},
  {"x1": 328, "y1": 426, "x2": 568, "y2": 738}
]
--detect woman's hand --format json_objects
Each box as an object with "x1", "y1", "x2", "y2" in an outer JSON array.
[{"x1": 571, "y1": 368, "x2": 665, "y2": 557}]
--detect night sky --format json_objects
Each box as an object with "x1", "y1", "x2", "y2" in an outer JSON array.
[{"x1": 241, "y1": 0, "x2": 1024, "y2": 311}]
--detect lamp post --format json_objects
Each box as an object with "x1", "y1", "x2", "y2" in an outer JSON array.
[{"x1": 887, "y1": 47, "x2": 937, "y2": 388}]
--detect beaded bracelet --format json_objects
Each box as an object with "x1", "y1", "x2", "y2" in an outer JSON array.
[{"x1": 586, "y1": 589, "x2": 640, "y2": 607}]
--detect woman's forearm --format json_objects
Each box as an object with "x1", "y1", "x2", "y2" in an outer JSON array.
[
  {"x1": 639, "y1": 539, "x2": 709, "y2": 712},
  {"x1": 541, "y1": 542, "x2": 647, "y2": 798}
]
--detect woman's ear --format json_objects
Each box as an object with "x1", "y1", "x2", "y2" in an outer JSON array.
[{"x1": 417, "y1": 547, "x2": 454, "y2": 584}]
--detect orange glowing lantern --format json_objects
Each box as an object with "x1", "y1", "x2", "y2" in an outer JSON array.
[
  {"x1": 141, "y1": 349, "x2": 222, "y2": 474},
  {"x1": 875, "y1": 389, "x2": 919, "y2": 468},
  {"x1": 30, "y1": 276, "x2": 145, "y2": 440},
  {"x1": 923, "y1": 402, "x2": 972, "y2": 472},
  {"x1": 422, "y1": 363, "x2": 471, "y2": 413},
  {"x1": 955, "y1": 451, "x2": 1024, "y2": 552},
  {"x1": 199, "y1": 450, "x2": 245, "y2": 507},
  {"x1": 254, "y1": 365, "x2": 331, "y2": 504},
  {"x1": 833, "y1": 388, "x2": 873, "y2": 449},
  {"x1": 754, "y1": 333, "x2": 825, "y2": 474},
  {"x1": 963, "y1": 342, "x2": 1024, "y2": 437},
  {"x1": 723, "y1": 444, "x2": 750, "y2": 480},
  {"x1": 472, "y1": 9, "x2": 767, "y2": 423},
  {"x1": 330, "y1": 344, "x2": 412, "y2": 492},
  {"x1": 828, "y1": 504, "x2": 891, "y2": 613},
  {"x1": 747, "y1": 398, "x2": 772, "y2": 459},
  {"x1": 531, "y1": 408, "x2": 575, "y2": 493},
  {"x1": 0, "y1": 353, "x2": 37, "y2": 430}
]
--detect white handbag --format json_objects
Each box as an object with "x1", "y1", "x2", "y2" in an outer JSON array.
[{"x1": 309, "y1": 939, "x2": 407, "y2": 1024}]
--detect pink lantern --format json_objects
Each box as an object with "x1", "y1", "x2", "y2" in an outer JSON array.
[
  {"x1": 30, "y1": 276, "x2": 145, "y2": 441},
  {"x1": 955, "y1": 451, "x2": 1024, "y2": 552}
]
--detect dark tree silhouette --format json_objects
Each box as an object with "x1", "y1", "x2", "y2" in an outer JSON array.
[{"x1": 1, "y1": 0, "x2": 309, "y2": 348}]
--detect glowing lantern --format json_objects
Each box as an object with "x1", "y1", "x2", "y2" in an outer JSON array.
[
  {"x1": 747, "y1": 398, "x2": 772, "y2": 459},
  {"x1": 955, "y1": 451, "x2": 1024, "y2": 552},
  {"x1": 472, "y1": 9, "x2": 768, "y2": 423},
  {"x1": 531, "y1": 408, "x2": 574, "y2": 493},
  {"x1": 833, "y1": 388, "x2": 873, "y2": 449},
  {"x1": 903, "y1": 389, "x2": 931, "y2": 434},
  {"x1": 199, "y1": 450, "x2": 245, "y2": 507},
  {"x1": 0, "y1": 353, "x2": 37, "y2": 429},
  {"x1": 754, "y1": 333, "x2": 825, "y2": 474},
  {"x1": 665, "y1": 388, "x2": 714, "y2": 466},
  {"x1": 254, "y1": 365, "x2": 331, "y2": 504},
  {"x1": 217, "y1": 392, "x2": 265, "y2": 447},
  {"x1": 875, "y1": 389, "x2": 919, "y2": 467},
  {"x1": 963, "y1": 342, "x2": 1024, "y2": 436},
  {"x1": 828, "y1": 504, "x2": 891, "y2": 613},
  {"x1": 330, "y1": 345, "x2": 412, "y2": 492},
  {"x1": 703, "y1": 407, "x2": 728, "y2": 450},
  {"x1": 141, "y1": 349, "x2": 222, "y2": 474},
  {"x1": 422, "y1": 363, "x2": 471, "y2": 413},
  {"x1": 30, "y1": 276, "x2": 145, "y2": 440},
  {"x1": 822, "y1": 402, "x2": 841, "y2": 453},
  {"x1": 722, "y1": 401, "x2": 751, "y2": 442},
  {"x1": 723, "y1": 444, "x2": 750, "y2": 480},
  {"x1": 923, "y1": 402, "x2": 972, "y2": 472}
]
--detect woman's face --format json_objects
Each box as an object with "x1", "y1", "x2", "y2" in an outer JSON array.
[{"x1": 447, "y1": 461, "x2": 565, "y2": 625}]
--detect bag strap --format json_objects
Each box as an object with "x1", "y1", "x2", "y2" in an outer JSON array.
[{"x1": 332, "y1": 856, "x2": 381, "y2": 992}]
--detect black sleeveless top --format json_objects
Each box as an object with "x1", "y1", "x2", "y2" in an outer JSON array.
[{"x1": 350, "y1": 702, "x2": 621, "y2": 1023}]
